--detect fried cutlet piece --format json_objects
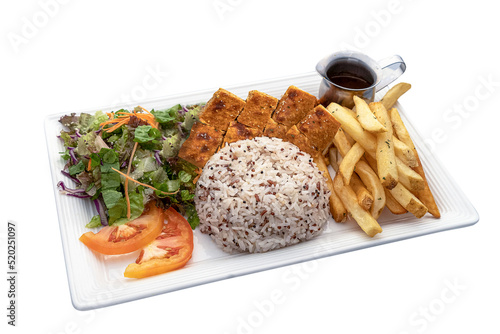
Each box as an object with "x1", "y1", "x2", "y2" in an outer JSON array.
[
  {"x1": 263, "y1": 118, "x2": 288, "y2": 140},
  {"x1": 237, "y1": 90, "x2": 278, "y2": 133},
  {"x1": 272, "y1": 86, "x2": 318, "y2": 128},
  {"x1": 199, "y1": 88, "x2": 246, "y2": 132},
  {"x1": 297, "y1": 105, "x2": 341, "y2": 152},
  {"x1": 222, "y1": 121, "x2": 261, "y2": 146},
  {"x1": 178, "y1": 122, "x2": 224, "y2": 168},
  {"x1": 284, "y1": 126, "x2": 318, "y2": 158}
]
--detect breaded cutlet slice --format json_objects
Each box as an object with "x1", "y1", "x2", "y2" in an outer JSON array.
[
  {"x1": 222, "y1": 121, "x2": 261, "y2": 146},
  {"x1": 262, "y1": 118, "x2": 288, "y2": 140},
  {"x1": 297, "y1": 105, "x2": 341, "y2": 152},
  {"x1": 199, "y1": 88, "x2": 246, "y2": 132},
  {"x1": 284, "y1": 125, "x2": 318, "y2": 158},
  {"x1": 178, "y1": 122, "x2": 224, "y2": 168},
  {"x1": 237, "y1": 90, "x2": 278, "y2": 133},
  {"x1": 272, "y1": 86, "x2": 318, "y2": 128}
]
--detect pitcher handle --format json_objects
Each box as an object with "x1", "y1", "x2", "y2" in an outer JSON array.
[{"x1": 376, "y1": 55, "x2": 406, "y2": 92}]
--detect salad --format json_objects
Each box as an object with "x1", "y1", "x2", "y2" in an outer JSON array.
[{"x1": 57, "y1": 103, "x2": 204, "y2": 229}]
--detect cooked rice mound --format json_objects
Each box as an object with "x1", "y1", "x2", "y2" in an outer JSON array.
[{"x1": 195, "y1": 137, "x2": 331, "y2": 253}]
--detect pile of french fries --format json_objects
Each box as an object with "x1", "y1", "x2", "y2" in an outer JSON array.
[{"x1": 322, "y1": 83, "x2": 440, "y2": 237}]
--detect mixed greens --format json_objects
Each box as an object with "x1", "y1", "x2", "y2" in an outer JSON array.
[{"x1": 58, "y1": 104, "x2": 204, "y2": 229}]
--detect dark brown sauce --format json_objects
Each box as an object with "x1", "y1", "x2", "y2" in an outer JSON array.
[
  {"x1": 329, "y1": 74, "x2": 373, "y2": 90},
  {"x1": 326, "y1": 59, "x2": 375, "y2": 90}
]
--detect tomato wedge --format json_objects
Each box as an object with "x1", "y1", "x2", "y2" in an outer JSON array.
[
  {"x1": 124, "y1": 207, "x2": 194, "y2": 278},
  {"x1": 79, "y1": 203, "x2": 164, "y2": 255}
]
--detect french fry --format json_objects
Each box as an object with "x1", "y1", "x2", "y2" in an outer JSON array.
[
  {"x1": 363, "y1": 150, "x2": 415, "y2": 216},
  {"x1": 328, "y1": 103, "x2": 377, "y2": 157},
  {"x1": 330, "y1": 187, "x2": 348, "y2": 223},
  {"x1": 389, "y1": 108, "x2": 440, "y2": 218},
  {"x1": 339, "y1": 142, "x2": 365, "y2": 184},
  {"x1": 328, "y1": 84, "x2": 439, "y2": 231},
  {"x1": 389, "y1": 183, "x2": 428, "y2": 218},
  {"x1": 332, "y1": 130, "x2": 385, "y2": 219},
  {"x1": 353, "y1": 96, "x2": 387, "y2": 133},
  {"x1": 394, "y1": 137, "x2": 418, "y2": 167},
  {"x1": 343, "y1": 128, "x2": 355, "y2": 146},
  {"x1": 364, "y1": 152, "x2": 378, "y2": 173},
  {"x1": 351, "y1": 173, "x2": 374, "y2": 211},
  {"x1": 322, "y1": 143, "x2": 333, "y2": 158},
  {"x1": 345, "y1": 107, "x2": 357, "y2": 119},
  {"x1": 329, "y1": 147, "x2": 339, "y2": 172},
  {"x1": 384, "y1": 189, "x2": 407, "y2": 215},
  {"x1": 395, "y1": 157, "x2": 424, "y2": 192},
  {"x1": 355, "y1": 160, "x2": 386, "y2": 219},
  {"x1": 333, "y1": 128, "x2": 354, "y2": 157},
  {"x1": 316, "y1": 155, "x2": 347, "y2": 222},
  {"x1": 323, "y1": 152, "x2": 330, "y2": 165},
  {"x1": 380, "y1": 82, "x2": 411, "y2": 110},
  {"x1": 333, "y1": 174, "x2": 382, "y2": 237},
  {"x1": 390, "y1": 107, "x2": 415, "y2": 150},
  {"x1": 411, "y1": 163, "x2": 440, "y2": 217},
  {"x1": 371, "y1": 102, "x2": 398, "y2": 189}
]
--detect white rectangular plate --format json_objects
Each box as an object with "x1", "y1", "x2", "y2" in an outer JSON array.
[{"x1": 45, "y1": 72, "x2": 479, "y2": 310}]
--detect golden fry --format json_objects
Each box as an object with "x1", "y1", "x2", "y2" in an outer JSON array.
[
  {"x1": 396, "y1": 157, "x2": 424, "y2": 192},
  {"x1": 371, "y1": 102, "x2": 398, "y2": 189},
  {"x1": 333, "y1": 174, "x2": 382, "y2": 237},
  {"x1": 333, "y1": 128, "x2": 354, "y2": 157},
  {"x1": 384, "y1": 189, "x2": 407, "y2": 215},
  {"x1": 327, "y1": 86, "x2": 439, "y2": 230},
  {"x1": 329, "y1": 147, "x2": 339, "y2": 172},
  {"x1": 351, "y1": 174, "x2": 374, "y2": 211},
  {"x1": 332, "y1": 129, "x2": 386, "y2": 219},
  {"x1": 353, "y1": 96, "x2": 387, "y2": 133},
  {"x1": 316, "y1": 155, "x2": 347, "y2": 222},
  {"x1": 389, "y1": 183, "x2": 428, "y2": 218},
  {"x1": 328, "y1": 103, "x2": 377, "y2": 157},
  {"x1": 389, "y1": 108, "x2": 440, "y2": 218},
  {"x1": 339, "y1": 142, "x2": 365, "y2": 185},
  {"x1": 380, "y1": 82, "x2": 411, "y2": 110},
  {"x1": 355, "y1": 161, "x2": 386, "y2": 219},
  {"x1": 394, "y1": 137, "x2": 418, "y2": 168}
]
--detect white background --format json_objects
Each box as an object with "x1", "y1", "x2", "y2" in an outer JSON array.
[{"x1": 1, "y1": 0, "x2": 498, "y2": 333}]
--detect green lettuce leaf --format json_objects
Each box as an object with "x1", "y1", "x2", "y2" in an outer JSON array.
[
  {"x1": 77, "y1": 113, "x2": 93, "y2": 134},
  {"x1": 100, "y1": 149, "x2": 121, "y2": 191},
  {"x1": 152, "y1": 104, "x2": 182, "y2": 124},
  {"x1": 134, "y1": 125, "x2": 162, "y2": 143},
  {"x1": 181, "y1": 104, "x2": 203, "y2": 133},
  {"x1": 68, "y1": 161, "x2": 85, "y2": 176},
  {"x1": 154, "y1": 179, "x2": 180, "y2": 198},
  {"x1": 59, "y1": 149, "x2": 70, "y2": 161},
  {"x1": 185, "y1": 204, "x2": 200, "y2": 229},
  {"x1": 101, "y1": 190, "x2": 141, "y2": 226},
  {"x1": 130, "y1": 156, "x2": 157, "y2": 183},
  {"x1": 90, "y1": 111, "x2": 108, "y2": 132},
  {"x1": 59, "y1": 131, "x2": 76, "y2": 147},
  {"x1": 180, "y1": 189, "x2": 194, "y2": 201},
  {"x1": 161, "y1": 133, "x2": 182, "y2": 158},
  {"x1": 178, "y1": 170, "x2": 191, "y2": 183},
  {"x1": 89, "y1": 153, "x2": 101, "y2": 169},
  {"x1": 86, "y1": 215, "x2": 102, "y2": 228},
  {"x1": 76, "y1": 131, "x2": 95, "y2": 156}
]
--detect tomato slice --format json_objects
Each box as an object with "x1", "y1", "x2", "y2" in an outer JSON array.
[
  {"x1": 79, "y1": 203, "x2": 164, "y2": 255},
  {"x1": 124, "y1": 207, "x2": 194, "y2": 278}
]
